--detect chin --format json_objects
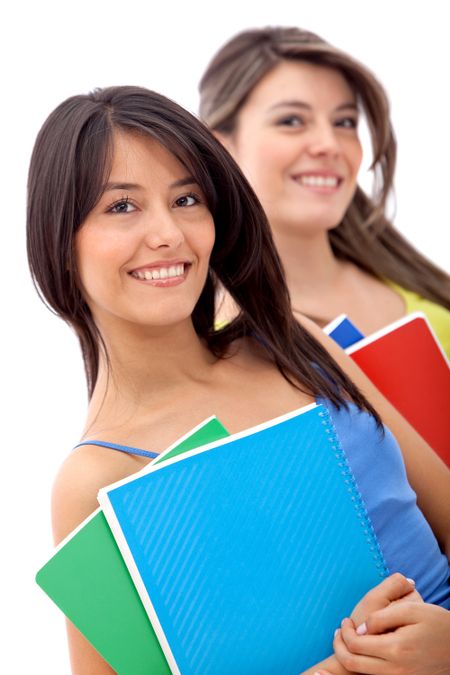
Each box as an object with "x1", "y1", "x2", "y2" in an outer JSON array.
[
  {"x1": 303, "y1": 210, "x2": 349, "y2": 232},
  {"x1": 271, "y1": 206, "x2": 347, "y2": 236},
  {"x1": 276, "y1": 218, "x2": 339, "y2": 238}
]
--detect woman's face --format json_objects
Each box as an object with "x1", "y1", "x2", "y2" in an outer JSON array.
[
  {"x1": 75, "y1": 130, "x2": 215, "y2": 334},
  {"x1": 221, "y1": 60, "x2": 362, "y2": 238}
]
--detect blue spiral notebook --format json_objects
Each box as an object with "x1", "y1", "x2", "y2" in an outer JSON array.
[{"x1": 98, "y1": 403, "x2": 388, "y2": 674}]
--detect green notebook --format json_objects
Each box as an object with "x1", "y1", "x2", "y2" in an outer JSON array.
[{"x1": 36, "y1": 417, "x2": 229, "y2": 674}]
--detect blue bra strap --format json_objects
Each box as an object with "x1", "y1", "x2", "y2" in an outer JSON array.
[{"x1": 73, "y1": 440, "x2": 158, "y2": 459}]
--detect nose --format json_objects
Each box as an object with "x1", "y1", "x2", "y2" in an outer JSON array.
[
  {"x1": 141, "y1": 208, "x2": 184, "y2": 250},
  {"x1": 307, "y1": 120, "x2": 341, "y2": 157}
]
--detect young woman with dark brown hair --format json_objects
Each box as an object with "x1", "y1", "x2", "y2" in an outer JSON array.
[
  {"x1": 27, "y1": 86, "x2": 449, "y2": 674},
  {"x1": 199, "y1": 26, "x2": 450, "y2": 359}
]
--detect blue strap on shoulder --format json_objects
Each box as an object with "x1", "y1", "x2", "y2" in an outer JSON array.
[{"x1": 73, "y1": 440, "x2": 158, "y2": 459}]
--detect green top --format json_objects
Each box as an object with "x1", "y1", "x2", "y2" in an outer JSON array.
[{"x1": 389, "y1": 282, "x2": 450, "y2": 361}]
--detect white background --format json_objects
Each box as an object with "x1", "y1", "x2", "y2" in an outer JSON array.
[{"x1": 2, "y1": 1, "x2": 449, "y2": 672}]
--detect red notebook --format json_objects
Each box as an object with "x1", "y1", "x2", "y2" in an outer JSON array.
[{"x1": 346, "y1": 312, "x2": 450, "y2": 466}]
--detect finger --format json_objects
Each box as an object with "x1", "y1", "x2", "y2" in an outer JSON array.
[
  {"x1": 350, "y1": 574, "x2": 419, "y2": 627},
  {"x1": 340, "y1": 617, "x2": 398, "y2": 660},
  {"x1": 359, "y1": 601, "x2": 423, "y2": 636},
  {"x1": 362, "y1": 572, "x2": 416, "y2": 606},
  {"x1": 333, "y1": 625, "x2": 387, "y2": 675},
  {"x1": 391, "y1": 588, "x2": 423, "y2": 605}
]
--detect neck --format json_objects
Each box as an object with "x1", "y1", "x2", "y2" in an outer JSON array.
[
  {"x1": 271, "y1": 229, "x2": 344, "y2": 308},
  {"x1": 86, "y1": 319, "x2": 216, "y2": 428}
]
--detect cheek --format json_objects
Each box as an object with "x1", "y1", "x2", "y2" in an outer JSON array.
[
  {"x1": 259, "y1": 140, "x2": 291, "y2": 170},
  {"x1": 254, "y1": 136, "x2": 286, "y2": 166},
  {"x1": 75, "y1": 232, "x2": 123, "y2": 295},
  {"x1": 232, "y1": 129, "x2": 280, "y2": 173},
  {"x1": 77, "y1": 228, "x2": 130, "y2": 267},
  {"x1": 349, "y1": 141, "x2": 363, "y2": 176},
  {"x1": 189, "y1": 217, "x2": 215, "y2": 267},
  {"x1": 202, "y1": 222, "x2": 216, "y2": 260},
  {"x1": 239, "y1": 138, "x2": 288, "y2": 193}
]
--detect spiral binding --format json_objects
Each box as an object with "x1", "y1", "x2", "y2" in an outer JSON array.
[{"x1": 317, "y1": 406, "x2": 389, "y2": 579}]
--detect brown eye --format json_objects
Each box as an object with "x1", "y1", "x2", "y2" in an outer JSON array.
[
  {"x1": 175, "y1": 194, "x2": 199, "y2": 208},
  {"x1": 276, "y1": 115, "x2": 304, "y2": 127},
  {"x1": 108, "y1": 198, "x2": 136, "y2": 214},
  {"x1": 335, "y1": 117, "x2": 358, "y2": 129}
]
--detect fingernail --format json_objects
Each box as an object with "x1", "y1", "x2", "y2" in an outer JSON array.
[
  {"x1": 356, "y1": 621, "x2": 367, "y2": 635},
  {"x1": 334, "y1": 628, "x2": 340, "y2": 638},
  {"x1": 406, "y1": 577, "x2": 416, "y2": 586}
]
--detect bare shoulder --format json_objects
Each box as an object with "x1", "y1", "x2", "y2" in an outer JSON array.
[
  {"x1": 295, "y1": 311, "x2": 389, "y2": 382},
  {"x1": 295, "y1": 313, "x2": 327, "y2": 339},
  {"x1": 51, "y1": 444, "x2": 143, "y2": 545}
]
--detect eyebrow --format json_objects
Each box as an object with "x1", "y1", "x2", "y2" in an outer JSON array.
[
  {"x1": 103, "y1": 176, "x2": 199, "y2": 192},
  {"x1": 267, "y1": 100, "x2": 358, "y2": 113}
]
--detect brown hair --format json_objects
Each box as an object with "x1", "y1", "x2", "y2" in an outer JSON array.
[
  {"x1": 199, "y1": 26, "x2": 450, "y2": 310},
  {"x1": 27, "y1": 85, "x2": 380, "y2": 422}
]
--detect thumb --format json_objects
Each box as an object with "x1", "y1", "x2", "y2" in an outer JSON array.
[
  {"x1": 357, "y1": 600, "x2": 422, "y2": 636},
  {"x1": 364, "y1": 572, "x2": 416, "y2": 605},
  {"x1": 350, "y1": 573, "x2": 417, "y2": 626}
]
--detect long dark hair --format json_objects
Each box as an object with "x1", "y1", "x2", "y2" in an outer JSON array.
[
  {"x1": 199, "y1": 26, "x2": 450, "y2": 310},
  {"x1": 27, "y1": 85, "x2": 380, "y2": 421}
]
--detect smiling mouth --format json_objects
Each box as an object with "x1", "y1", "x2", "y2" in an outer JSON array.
[
  {"x1": 294, "y1": 175, "x2": 342, "y2": 188},
  {"x1": 130, "y1": 263, "x2": 186, "y2": 281}
]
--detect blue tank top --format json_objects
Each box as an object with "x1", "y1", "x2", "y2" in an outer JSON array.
[
  {"x1": 76, "y1": 399, "x2": 450, "y2": 608},
  {"x1": 319, "y1": 397, "x2": 450, "y2": 609}
]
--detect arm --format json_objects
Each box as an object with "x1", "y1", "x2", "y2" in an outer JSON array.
[
  {"x1": 297, "y1": 315, "x2": 450, "y2": 559},
  {"x1": 52, "y1": 446, "x2": 141, "y2": 674}
]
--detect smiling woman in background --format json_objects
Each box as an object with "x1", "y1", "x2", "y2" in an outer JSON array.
[{"x1": 198, "y1": 26, "x2": 450, "y2": 358}]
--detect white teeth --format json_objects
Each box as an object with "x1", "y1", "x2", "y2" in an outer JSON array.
[
  {"x1": 298, "y1": 175, "x2": 339, "y2": 187},
  {"x1": 133, "y1": 264, "x2": 185, "y2": 280}
]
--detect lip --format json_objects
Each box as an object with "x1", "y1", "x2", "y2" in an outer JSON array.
[
  {"x1": 128, "y1": 259, "x2": 192, "y2": 287},
  {"x1": 292, "y1": 170, "x2": 343, "y2": 179},
  {"x1": 128, "y1": 258, "x2": 192, "y2": 274},
  {"x1": 291, "y1": 170, "x2": 344, "y2": 192}
]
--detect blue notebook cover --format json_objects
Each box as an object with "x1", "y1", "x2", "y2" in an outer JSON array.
[
  {"x1": 99, "y1": 403, "x2": 388, "y2": 674},
  {"x1": 324, "y1": 314, "x2": 365, "y2": 348}
]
